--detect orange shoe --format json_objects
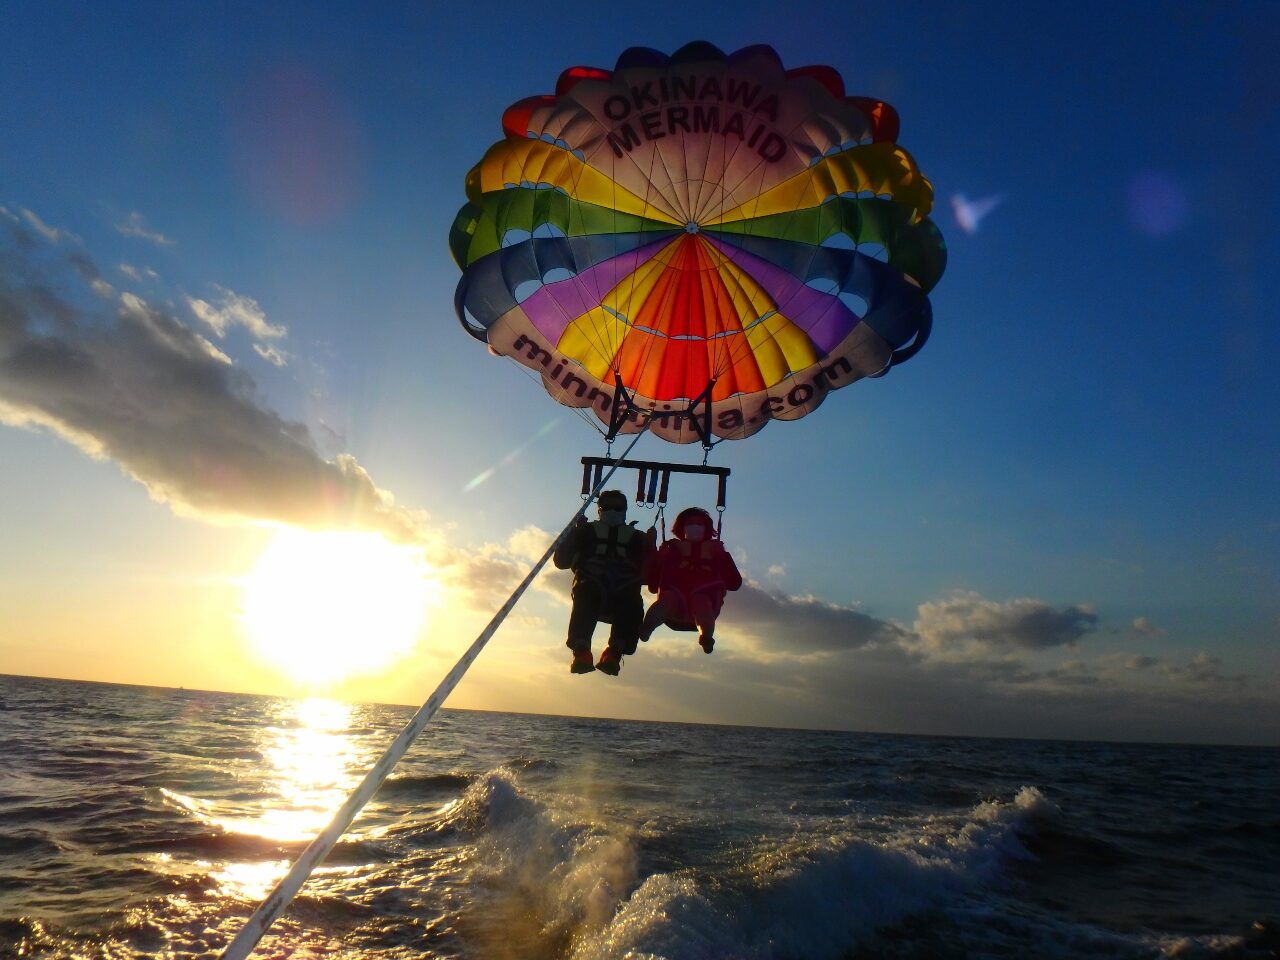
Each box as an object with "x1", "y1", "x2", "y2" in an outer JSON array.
[
  {"x1": 570, "y1": 651, "x2": 596, "y2": 674},
  {"x1": 596, "y1": 649, "x2": 622, "y2": 676}
]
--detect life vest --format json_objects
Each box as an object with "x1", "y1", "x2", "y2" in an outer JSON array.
[
  {"x1": 654, "y1": 539, "x2": 729, "y2": 622},
  {"x1": 589, "y1": 520, "x2": 638, "y2": 554},
  {"x1": 578, "y1": 521, "x2": 643, "y2": 582},
  {"x1": 671, "y1": 539, "x2": 719, "y2": 578}
]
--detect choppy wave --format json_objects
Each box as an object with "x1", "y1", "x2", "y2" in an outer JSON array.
[{"x1": 2, "y1": 675, "x2": 1276, "y2": 959}]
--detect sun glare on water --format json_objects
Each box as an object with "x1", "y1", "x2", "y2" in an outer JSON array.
[{"x1": 240, "y1": 529, "x2": 436, "y2": 684}]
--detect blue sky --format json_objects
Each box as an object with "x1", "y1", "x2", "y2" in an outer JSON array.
[{"x1": 2, "y1": 1, "x2": 1276, "y2": 744}]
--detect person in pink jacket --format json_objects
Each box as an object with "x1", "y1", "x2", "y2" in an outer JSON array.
[{"x1": 639, "y1": 507, "x2": 742, "y2": 653}]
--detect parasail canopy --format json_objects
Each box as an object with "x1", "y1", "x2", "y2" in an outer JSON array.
[{"x1": 451, "y1": 41, "x2": 946, "y2": 444}]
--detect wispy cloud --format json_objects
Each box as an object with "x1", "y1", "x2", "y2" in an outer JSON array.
[
  {"x1": 1160, "y1": 653, "x2": 1244, "y2": 686},
  {"x1": 1, "y1": 208, "x2": 424, "y2": 544},
  {"x1": 11, "y1": 206, "x2": 81, "y2": 245},
  {"x1": 118, "y1": 263, "x2": 159, "y2": 283},
  {"x1": 1110, "y1": 653, "x2": 1159, "y2": 671},
  {"x1": 187, "y1": 284, "x2": 286, "y2": 340},
  {"x1": 253, "y1": 343, "x2": 288, "y2": 367},
  {"x1": 115, "y1": 211, "x2": 174, "y2": 246},
  {"x1": 1128, "y1": 616, "x2": 1166, "y2": 640}
]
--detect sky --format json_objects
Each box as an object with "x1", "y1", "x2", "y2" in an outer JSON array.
[{"x1": 2, "y1": 1, "x2": 1277, "y2": 746}]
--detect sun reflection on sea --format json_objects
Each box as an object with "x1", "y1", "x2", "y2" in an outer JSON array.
[
  {"x1": 203, "y1": 698, "x2": 370, "y2": 901},
  {"x1": 209, "y1": 859, "x2": 290, "y2": 901},
  {"x1": 221, "y1": 699, "x2": 363, "y2": 843}
]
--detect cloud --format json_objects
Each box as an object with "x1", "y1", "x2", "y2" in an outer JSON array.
[
  {"x1": 1160, "y1": 653, "x2": 1243, "y2": 686},
  {"x1": 911, "y1": 591, "x2": 1098, "y2": 660},
  {"x1": 1, "y1": 210, "x2": 425, "y2": 544},
  {"x1": 115, "y1": 211, "x2": 174, "y2": 246},
  {"x1": 1128, "y1": 616, "x2": 1166, "y2": 640},
  {"x1": 429, "y1": 524, "x2": 570, "y2": 612},
  {"x1": 187, "y1": 284, "x2": 286, "y2": 340},
  {"x1": 720, "y1": 582, "x2": 909, "y2": 654},
  {"x1": 1043, "y1": 659, "x2": 1102, "y2": 687},
  {"x1": 17, "y1": 207, "x2": 80, "y2": 245},
  {"x1": 506, "y1": 525, "x2": 558, "y2": 564},
  {"x1": 766, "y1": 564, "x2": 786, "y2": 578},
  {"x1": 253, "y1": 343, "x2": 288, "y2": 367},
  {"x1": 1122, "y1": 654, "x2": 1158, "y2": 670},
  {"x1": 446, "y1": 549, "x2": 527, "y2": 608},
  {"x1": 118, "y1": 263, "x2": 159, "y2": 282},
  {"x1": 435, "y1": 536, "x2": 1275, "y2": 742}
]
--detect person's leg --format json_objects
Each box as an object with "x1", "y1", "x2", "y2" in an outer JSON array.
[
  {"x1": 689, "y1": 588, "x2": 722, "y2": 653},
  {"x1": 607, "y1": 588, "x2": 644, "y2": 658},
  {"x1": 639, "y1": 598, "x2": 667, "y2": 642},
  {"x1": 567, "y1": 580, "x2": 602, "y2": 671}
]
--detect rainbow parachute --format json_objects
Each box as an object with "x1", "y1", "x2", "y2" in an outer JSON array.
[{"x1": 451, "y1": 42, "x2": 946, "y2": 444}]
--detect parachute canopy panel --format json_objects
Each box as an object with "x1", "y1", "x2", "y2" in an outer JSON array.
[{"x1": 451, "y1": 42, "x2": 946, "y2": 444}]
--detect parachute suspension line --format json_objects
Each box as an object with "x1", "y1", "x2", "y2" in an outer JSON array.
[
  {"x1": 220, "y1": 426, "x2": 654, "y2": 960},
  {"x1": 511, "y1": 358, "x2": 605, "y2": 438}
]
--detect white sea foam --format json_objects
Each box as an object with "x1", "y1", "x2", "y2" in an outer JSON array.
[
  {"x1": 560, "y1": 783, "x2": 1247, "y2": 960},
  {"x1": 568, "y1": 785, "x2": 1057, "y2": 960},
  {"x1": 455, "y1": 769, "x2": 639, "y2": 950}
]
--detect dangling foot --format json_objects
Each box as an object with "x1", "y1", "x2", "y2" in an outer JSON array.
[
  {"x1": 698, "y1": 633, "x2": 715, "y2": 654},
  {"x1": 596, "y1": 648, "x2": 622, "y2": 676},
  {"x1": 570, "y1": 651, "x2": 596, "y2": 674}
]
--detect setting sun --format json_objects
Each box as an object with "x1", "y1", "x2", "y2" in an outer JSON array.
[{"x1": 240, "y1": 529, "x2": 436, "y2": 684}]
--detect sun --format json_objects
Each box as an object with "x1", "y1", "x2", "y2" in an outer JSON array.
[{"x1": 240, "y1": 528, "x2": 436, "y2": 685}]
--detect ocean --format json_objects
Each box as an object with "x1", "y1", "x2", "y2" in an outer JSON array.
[{"x1": 1, "y1": 674, "x2": 1276, "y2": 959}]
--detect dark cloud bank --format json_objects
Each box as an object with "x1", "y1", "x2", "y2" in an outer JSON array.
[{"x1": 0, "y1": 210, "x2": 423, "y2": 542}]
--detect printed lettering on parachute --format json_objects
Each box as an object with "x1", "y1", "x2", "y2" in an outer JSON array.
[{"x1": 450, "y1": 42, "x2": 946, "y2": 444}]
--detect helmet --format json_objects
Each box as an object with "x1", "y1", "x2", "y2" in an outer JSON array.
[{"x1": 672, "y1": 507, "x2": 714, "y2": 539}]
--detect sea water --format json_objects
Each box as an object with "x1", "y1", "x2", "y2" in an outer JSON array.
[{"x1": 1, "y1": 674, "x2": 1276, "y2": 959}]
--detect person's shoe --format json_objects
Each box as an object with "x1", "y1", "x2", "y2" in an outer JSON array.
[
  {"x1": 570, "y1": 651, "x2": 596, "y2": 674},
  {"x1": 698, "y1": 633, "x2": 715, "y2": 654},
  {"x1": 596, "y1": 649, "x2": 622, "y2": 676}
]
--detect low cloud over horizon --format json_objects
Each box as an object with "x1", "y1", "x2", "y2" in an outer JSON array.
[
  {"x1": 451, "y1": 524, "x2": 1276, "y2": 743},
  {"x1": 0, "y1": 206, "x2": 424, "y2": 544}
]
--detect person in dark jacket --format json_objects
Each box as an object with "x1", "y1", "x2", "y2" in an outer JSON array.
[
  {"x1": 553, "y1": 489, "x2": 655, "y2": 676},
  {"x1": 639, "y1": 506, "x2": 742, "y2": 654}
]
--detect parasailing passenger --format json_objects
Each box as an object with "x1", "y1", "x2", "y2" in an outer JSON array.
[
  {"x1": 640, "y1": 507, "x2": 742, "y2": 653},
  {"x1": 553, "y1": 489, "x2": 656, "y2": 676}
]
